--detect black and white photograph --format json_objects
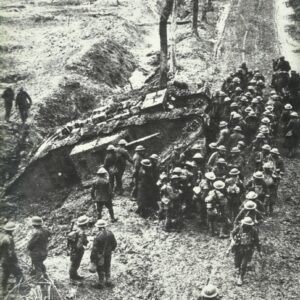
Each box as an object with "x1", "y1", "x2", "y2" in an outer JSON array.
[{"x1": 0, "y1": 0, "x2": 300, "y2": 299}]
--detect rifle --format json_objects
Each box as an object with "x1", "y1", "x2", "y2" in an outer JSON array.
[{"x1": 66, "y1": 219, "x2": 76, "y2": 256}]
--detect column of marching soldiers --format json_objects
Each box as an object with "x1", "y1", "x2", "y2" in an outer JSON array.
[{"x1": 1, "y1": 58, "x2": 300, "y2": 299}]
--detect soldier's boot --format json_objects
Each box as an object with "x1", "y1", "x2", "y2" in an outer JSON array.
[
  {"x1": 237, "y1": 274, "x2": 243, "y2": 286},
  {"x1": 108, "y1": 208, "x2": 118, "y2": 223},
  {"x1": 93, "y1": 272, "x2": 105, "y2": 289},
  {"x1": 105, "y1": 272, "x2": 114, "y2": 287}
]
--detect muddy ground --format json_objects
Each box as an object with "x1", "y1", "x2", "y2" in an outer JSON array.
[{"x1": 1, "y1": 0, "x2": 300, "y2": 299}]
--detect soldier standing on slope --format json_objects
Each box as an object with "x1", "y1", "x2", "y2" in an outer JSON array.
[
  {"x1": 0, "y1": 222, "x2": 23, "y2": 297},
  {"x1": 115, "y1": 139, "x2": 133, "y2": 195},
  {"x1": 68, "y1": 215, "x2": 89, "y2": 280},
  {"x1": 1, "y1": 86, "x2": 14, "y2": 122},
  {"x1": 90, "y1": 220, "x2": 117, "y2": 289},
  {"x1": 15, "y1": 87, "x2": 32, "y2": 124},
  {"x1": 229, "y1": 216, "x2": 262, "y2": 286},
  {"x1": 91, "y1": 167, "x2": 117, "y2": 222},
  {"x1": 27, "y1": 216, "x2": 51, "y2": 280}
]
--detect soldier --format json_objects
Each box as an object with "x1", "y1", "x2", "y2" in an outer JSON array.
[
  {"x1": 262, "y1": 162, "x2": 277, "y2": 215},
  {"x1": 1, "y1": 86, "x2": 14, "y2": 122},
  {"x1": 280, "y1": 103, "x2": 293, "y2": 129},
  {"x1": 27, "y1": 216, "x2": 51, "y2": 280},
  {"x1": 230, "y1": 216, "x2": 262, "y2": 286},
  {"x1": 207, "y1": 145, "x2": 227, "y2": 169},
  {"x1": 228, "y1": 126, "x2": 245, "y2": 150},
  {"x1": 212, "y1": 158, "x2": 228, "y2": 180},
  {"x1": 227, "y1": 147, "x2": 245, "y2": 176},
  {"x1": 288, "y1": 70, "x2": 300, "y2": 94},
  {"x1": 131, "y1": 145, "x2": 146, "y2": 199},
  {"x1": 0, "y1": 222, "x2": 23, "y2": 297},
  {"x1": 15, "y1": 87, "x2": 32, "y2": 124},
  {"x1": 274, "y1": 56, "x2": 291, "y2": 72},
  {"x1": 226, "y1": 177, "x2": 242, "y2": 222},
  {"x1": 192, "y1": 153, "x2": 205, "y2": 181},
  {"x1": 104, "y1": 145, "x2": 118, "y2": 190},
  {"x1": 234, "y1": 200, "x2": 263, "y2": 227},
  {"x1": 197, "y1": 172, "x2": 216, "y2": 226},
  {"x1": 246, "y1": 171, "x2": 268, "y2": 204},
  {"x1": 91, "y1": 167, "x2": 117, "y2": 222},
  {"x1": 285, "y1": 112, "x2": 300, "y2": 157},
  {"x1": 68, "y1": 215, "x2": 89, "y2": 280},
  {"x1": 136, "y1": 159, "x2": 158, "y2": 218},
  {"x1": 210, "y1": 180, "x2": 229, "y2": 238},
  {"x1": 90, "y1": 220, "x2": 117, "y2": 289},
  {"x1": 150, "y1": 154, "x2": 161, "y2": 204},
  {"x1": 270, "y1": 148, "x2": 284, "y2": 174},
  {"x1": 163, "y1": 174, "x2": 183, "y2": 232},
  {"x1": 198, "y1": 284, "x2": 220, "y2": 300},
  {"x1": 115, "y1": 139, "x2": 133, "y2": 195},
  {"x1": 216, "y1": 121, "x2": 230, "y2": 146}
]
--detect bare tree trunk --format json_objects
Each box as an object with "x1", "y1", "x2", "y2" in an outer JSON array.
[
  {"x1": 170, "y1": 0, "x2": 177, "y2": 74},
  {"x1": 159, "y1": 0, "x2": 174, "y2": 88},
  {"x1": 192, "y1": 0, "x2": 199, "y2": 37}
]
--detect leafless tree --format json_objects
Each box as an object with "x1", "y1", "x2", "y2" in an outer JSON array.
[{"x1": 159, "y1": 0, "x2": 174, "y2": 88}]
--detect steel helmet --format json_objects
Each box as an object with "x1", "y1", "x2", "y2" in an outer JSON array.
[
  {"x1": 229, "y1": 168, "x2": 240, "y2": 175},
  {"x1": 256, "y1": 133, "x2": 265, "y2": 139},
  {"x1": 31, "y1": 216, "x2": 43, "y2": 226},
  {"x1": 217, "y1": 145, "x2": 226, "y2": 151},
  {"x1": 270, "y1": 148, "x2": 280, "y2": 155},
  {"x1": 233, "y1": 126, "x2": 242, "y2": 132},
  {"x1": 97, "y1": 167, "x2": 107, "y2": 175},
  {"x1": 232, "y1": 77, "x2": 240, "y2": 83},
  {"x1": 205, "y1": 172, "x2": 216, "y2": 181},
  {"x1": 150, "y1": 154, "x2": 159, "y2": 160},
  {"x1": 95, "y1": 219, "x2": 107, "y2": 228},
  {"x1": 291, "y1": 112, "x2": 299, "y2": 117},
  {"x1": 232, "y1": 112, "x2": 241, "y2": 119},
  {"x1": 219, "y1": 121, "x2": 228, "y2": 128},
  {"x1": 231, "y1": 147, "x2": 241, "y2": 153},
  {"x1": 3, "y1": 222, "x2": 16, "y2": 232},
  {"x1": 230, "y1": 102, "x2": 238, "y2": 108},
  {"x1": 141, "y1": 159, "x2": 152, "y2": 167},
  {"x1": 224, "y1": 97, "x2": 231, "y2": 102},
  {"x1": 209, "y1": 142, "x2": 217, "y2": 149},
  {"x1": 135, "y1": 145, "x2": 145, "y2": 151},
  {"x1": 172, "y1": 167, "x2": 182, "y2": 174},
  {"x1": 261, "y1": 117, "x2": 270, "y2": 124},
  {"x1": 284, "y1": 103, "x2": 292, "y2": 110},
  {"x1": 213, "y1": 180, "x2": 225, "y2": 190},
  {"x1": 244, "y1": 200, "x2": 257, "y2": 210},
  {"x1": 107, "y1": 145, "x2": 115, "y2": 151},
  {"x1": 193, "y1": 153, "x2": 203, "y2": 160},
  {"x1": 241, "y1": 216, "x2": 254, "y2": 226},
  {"x1": 253, "y1": 171, "x2": 264, "y2": 179},
  {"x1": 262, "y1": 144, "x2": 271, "y2": 151},
  {"x1": 201, "y1": 284, "x2": 218, "y2": 298},
  {"x1": 118, "y1": 139, "x2": 127, "y2": 145},
  {"x1": 217, "y1": 158, "x2": 227, "y2": 164},
  {"x1": 246, "y1": 191, "x2": 258, "y2": 200},
  {"x1": 77, "y1": 215, "x2": 89, "y2": 226}
]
